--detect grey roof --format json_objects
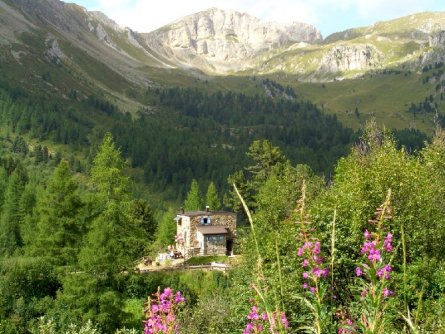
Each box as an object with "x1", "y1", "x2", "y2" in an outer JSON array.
[
  {"x1": 177, "y1": 210, "x2": 235, "y2": 217},
  {"x1": 197, "y1": 226, "x2": 230, "y2": 235}
]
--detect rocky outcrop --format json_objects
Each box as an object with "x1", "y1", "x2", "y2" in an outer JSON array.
[
  {"x1": 319, "y1": 44, "x2": 383, "y2": 73},
  {"x1": 430, "y1": 31, "x2": 445, "y2": 49},
  {"x1": 141, "y1": 7, "x2": 321, "y2": 73}
]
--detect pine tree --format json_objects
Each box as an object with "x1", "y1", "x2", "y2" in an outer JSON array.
[
  {"x1": 27, "y1": 160, "x2": 83, "y2": 266},
  {"x1": 151, "y1": 208, "x2": 177, "y2": 253},
  {"x1": 205, "y1": 181, "x2": 221, "y2": 211},
  {"x1": 60, "y1": 134, "x2": 143, "y2": 332},
  {"x1": 79, "y1": 133, "x2": 139, "y2": 274},
  {"x1": 246, "y1": 139, "x2": 286, "y2": 186},
  {"x1": 0, "y1": 171, "x2": 25, "y2": 256},
  {"x1": 132, "y1": 198, "x2": 157, "y2": 241},
  {"x1": 184, "y1": 179, "x2": 202, "y2": 211}
]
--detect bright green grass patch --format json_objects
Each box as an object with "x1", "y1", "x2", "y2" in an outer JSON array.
[{"x1": 184, "y1": 255, "x2": 228, "y2": 266}]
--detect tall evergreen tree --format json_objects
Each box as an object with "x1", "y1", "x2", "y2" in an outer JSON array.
[
  {"x1": 79, "y1": 133, "x2": 142, "y2": 273},
  {"x1": 246, "y1": 139, "x2": 286, "y2": 186},
  {"x1": 205, "y1": 181, "x2": 221, "y2": 211},
  {"x1": 151, "y1": 208, "x2": 177, "y2": 253},
  {"x1": 132, "y1": 198, "x2": 157, "y2": 242},
  {"x1": 184, "y1": 179, "x2": 202, "y2": 211},
  {"x1": 59, "y1": 134, "x2": 145, "y2": 332},
  {"x1": 0, "y1": 171, "x2": 25, "y2": 256},
  {"x1": 27, "y1": 160, "x2": 83, "y2": 266}
]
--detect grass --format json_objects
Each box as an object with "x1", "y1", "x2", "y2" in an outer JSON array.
[
  {"x1": 267, "y1": 69, "x2": 439, "y2": 132},
  {"x1": 183, "y1": 255, "x2": 228, "y2": 266}
]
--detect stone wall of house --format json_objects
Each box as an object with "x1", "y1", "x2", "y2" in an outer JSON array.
[
  {"x1": 188, "y1": 213, "x2": 236, "y2": 247},
  {"x1": 176, "y1": 212, "x2": 236, "y2": 256}
]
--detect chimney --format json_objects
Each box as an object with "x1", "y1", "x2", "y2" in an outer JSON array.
[
  {"x1": 180, "y1": 207, "x2": 184, "y2": 214},
  {"x1": 206, "y1": 205, "x2": 210, "y2": 212}
]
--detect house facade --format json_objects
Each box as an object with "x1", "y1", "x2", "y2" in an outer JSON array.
[{"x1": 175, "y1": 209, "x2": 236, "y2": 258}]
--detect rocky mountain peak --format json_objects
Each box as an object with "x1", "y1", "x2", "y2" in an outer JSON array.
[{"x1": 141, "y1": 7, "x2": 322, "y2": 73}]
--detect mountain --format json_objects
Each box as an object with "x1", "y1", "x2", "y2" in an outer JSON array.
[
  {"x1": 256, "y1": 12, "x2": 445, "y2": 79},
  {"x1": 1, "y1": 0, "x2": 445, "y2": 136},
  {"x1": 140, "y1": 7, "x2": 321, "y2": 73},
  {"x1": 4, "y1": 0, "x2": 445, "y2": 79}
]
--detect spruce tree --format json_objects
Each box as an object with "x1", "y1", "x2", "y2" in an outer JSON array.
[
  {"x1": 184, "y1": 179, "x2": 202, "y2": 211},
  {"x1": 60, "y1": 133, "x2": 145, "y2": 331},
  {"x1": 79, "y1": 133, "x2": 140, "y2": 273},
  {"x1": 27, "y1": 160, "x2": 83, "y2": 266},
  {"x1": 205, "y1": 181, "x2": 221, "y2": 210},
  {"x1": 0, "y1": 171, "x2": 25, "y2": 256}
]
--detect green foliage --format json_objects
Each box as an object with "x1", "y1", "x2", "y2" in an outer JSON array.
[
  {"x1": 246, "y1": 139, "x2": 286, "y2": 187},
  {"x1": 131, "y1": 199, "x2": 157, "y2": 246},
  {"x1": 0, "y1": 170, "x2": 25, "y2": 256},
  {"x1": 178, "y1": 293, "x2": 241, "y2": 334},
  {"x1": 27, "y1": 160, "x2": 83, "y2": 266},
  {"x1": 205, "y1": 181, "x2": 221, "y2": 210},
  {"x1": 184, "y1": 179, "x2": 202, "y2": 211},
  {"x1": 183, "y1": 255, "x2": 228, "y2": 266},
  {"x1": 151, "y1": 208, "x2": 177, "y2": 253},
  {"x1": 52, "y1": 134, "x2": 147, "y2": 333},
  {"x1": 0, "y1": 256, "x2": 59, "y2": 333}
]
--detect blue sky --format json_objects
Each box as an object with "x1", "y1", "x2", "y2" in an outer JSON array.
[{"x1": 71, "y1": 0, "x2": 445, "y2": 37}]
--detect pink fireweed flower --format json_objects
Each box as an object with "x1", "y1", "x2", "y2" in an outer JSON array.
[
  {"x1": 280, "y1": 312, "x2": 289, "y2": 330},
  {"x1": 377, "y1": 264, "x2": 392, "y2": 280},
  {"x1": 368, "y1": 248, "x2": 381, "y2": 261},
  {"x1": 144, "y1": 288, "x2": 184, "y2": 334},
  {"x1": 312, "y1": 267, "x2": 322, "y2": 277},
  {"x1": 303, "y1": 259, "x2": 309, "y2": 267},
  {"x1": 322, "y1": 268, "x2": 330, "y2": 278},
  {"x1": 297, "y1": 247, "x2": 304, "y2": 257},
  {"x1": 338, "y1": 318, "x2": 355, "y2": 334},
  {"x1": 361, "y1": 241, "x2": 376, "y2": 255},
  {"x1": 244, "y1": 305, "x2": 289, "y2": 333},
  {"x1": 313, "y1": 241, "x2": 321, "y2": 255},
  {"x1": 355, "y1": 267, "x2": 363, "y2": 277},
  {"x1": 247, "y1": 306, "x2": 260, "y2": 320},
  {"x1": 160, "y1": 287, "x2": 172, "y2": 299},
  {"x1": 364, "y1": 229, "x2": 371, "y2": 240},
  {"x1": 174, "y1": 291, "x2": 185, "y2": 303},
  {"x1": 384, "y1": 233, "x2": 393, "y2": 252},
  {"x1": 244, "y1": 322, "x2": 254, "y2": 334},
  {"x1": 382, "y1": 287, "x2": 393, "y2": 297}
]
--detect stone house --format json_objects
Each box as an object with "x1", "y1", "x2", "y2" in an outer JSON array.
[{"x1": 175, "y1": 208, "x2": 236, "y2": 258}]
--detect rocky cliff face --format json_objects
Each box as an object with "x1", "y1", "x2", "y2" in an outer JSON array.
[
  {"x1": 319, "y1": 44, "x2": 383, "y2": 73},
  {"x1": 141, "y1": 7, "x2": 321, "y2": 73},
  {"x1": 430, "y1": 31, "x2": 445, "y2": 49}
]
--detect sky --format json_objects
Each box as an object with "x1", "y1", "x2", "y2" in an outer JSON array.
[{"x1": 71, "y1": 0, "x2": 445, "y2": 37}]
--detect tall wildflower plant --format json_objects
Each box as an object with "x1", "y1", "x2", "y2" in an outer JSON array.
[
  {"x1": 296, "y1": 182, "x2": 335, "y2": 334},
  {"x1": 234, "y1": 184, "x2": 290, "y2": 334},
  {"x1": 144, "y1": 287, "x2": 185, "y2": 334},
  {"x1": 340, "y1": 190, "x2": 395, "y2": 334}
]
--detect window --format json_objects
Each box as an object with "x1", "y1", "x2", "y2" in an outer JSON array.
[
  {"x1": 206, "y1": 235, "x2": 225, "y2": 245},
  {"x1": 200, "y1": 217, "x2": 211, "y2": 225}
]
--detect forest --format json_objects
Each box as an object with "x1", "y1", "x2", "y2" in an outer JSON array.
[
  {"x1": 0, "y1": 118, "x2": 444, "y2": 333},
  {"x1": 0, "y1": 71, "x2": 443, "y2": 333}
]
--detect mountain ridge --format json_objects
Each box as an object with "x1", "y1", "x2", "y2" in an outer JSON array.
[{"x1": 6, "y1": 0, "x2": 445, "y2": 79}]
